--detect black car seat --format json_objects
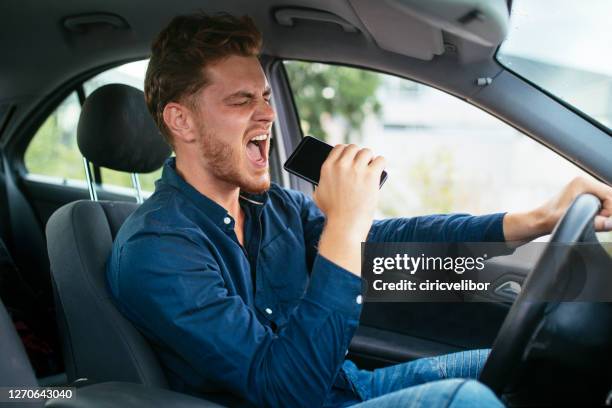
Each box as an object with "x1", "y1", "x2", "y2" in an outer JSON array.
[
  {"x1": 0, "y1": 297, "x2": 44, "y2": 407},
  {"x1": 45, "y1": 84, "x2": 172, "y2": 387},
  {"x1": 1, "y1": 154, "x2": 62, "y2": 378},
  {"x1": 1, "y1": 296, "x2": 223, "y2": 408}
]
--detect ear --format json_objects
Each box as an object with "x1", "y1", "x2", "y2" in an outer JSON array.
[{"x1": 162, "y1": 102, "x2": 197, "y2": 143}]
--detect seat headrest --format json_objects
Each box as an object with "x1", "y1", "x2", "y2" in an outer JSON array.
[{"x1": 77, "y1": 84, "x2": 171, "y2": 173}]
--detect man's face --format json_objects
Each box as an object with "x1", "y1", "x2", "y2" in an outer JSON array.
[{"x1": 190, "y1": 55, "x2": 275, "y2": 193}]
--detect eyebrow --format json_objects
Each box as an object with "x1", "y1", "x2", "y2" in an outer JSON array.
[{"x1": 224, "y1": 87, "x2": 272, "y2": 102}]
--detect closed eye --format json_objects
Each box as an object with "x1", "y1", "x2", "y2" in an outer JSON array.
[{"x1": 225, "y1": 87, "x2": 272, "y2": 106}]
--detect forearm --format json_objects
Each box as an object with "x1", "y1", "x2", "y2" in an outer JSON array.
[{"x1": 502, "y1": 208, "x2": 550, "y2": 242}]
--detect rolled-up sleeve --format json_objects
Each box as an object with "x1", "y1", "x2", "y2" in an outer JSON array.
[
  {"x1": 111, "y1": 230, "x2": 362, "y2": 408},
  {"x1": 367, "y1": 212, "x2": 507, "y2": 243}
]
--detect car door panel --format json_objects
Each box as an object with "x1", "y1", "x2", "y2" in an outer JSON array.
[
  {"x1": 349, "y1": 301, "x2": 510, "y2": 369},
  {"x1": 348, "y1": 326, "x2": 465, "y2": 370},
  {"x1": 349, "y1": 255, "x2": 540, "y2": 368},
  {"x1": 22, "y1": 178, "x2": 137, "y2": 227}
]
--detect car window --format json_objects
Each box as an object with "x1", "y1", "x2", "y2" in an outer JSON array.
[
  {"x1": 497, "y1": 0, "x2": 612, "y2": 131},
  {"x1": 283, "y1": 61, "x2": 611, "y2": 242},
  {"x1": 24, "y1": 92, "x2": 86, "y2": 186},
  {"x1": 24, "y1": 59, "x2": 163, "y2": 195}
]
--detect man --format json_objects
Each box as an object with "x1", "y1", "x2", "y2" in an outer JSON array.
[{"x1": 107, "y1": 12, "x2": 612, "y2": 408}]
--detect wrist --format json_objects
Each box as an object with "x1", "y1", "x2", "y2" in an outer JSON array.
[
  {"x1": 318, "y1": 220, "x2": 367, "y2": 276},
  {"x1": 324, "y1": 216, "x2": 371, "y2": 243},
  {"x1": 504, "y1": 208, "x2": 549, "y2": 242},
  {"x1": 528, "y1": 204, "x2": 560, "y2": 237}
]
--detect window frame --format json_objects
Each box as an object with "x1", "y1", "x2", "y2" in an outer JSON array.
[
  {"x1": 493, "y1": 0, "x2": 612, "y2": 136},
  {"x1": 494, "y1": 52, "x2": 612, "y2": 137}
]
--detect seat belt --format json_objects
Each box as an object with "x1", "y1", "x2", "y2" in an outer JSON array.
[
  {"x1": 0, "y1": 235, "x2": 38, "y2": 308},
  {"x1": 1, "y1": 152, "x2": 50, "y2": 297}
]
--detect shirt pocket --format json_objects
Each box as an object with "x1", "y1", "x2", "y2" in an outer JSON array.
[{"x1": 259, "y1": 226, "x2": 308, "y2": 303}]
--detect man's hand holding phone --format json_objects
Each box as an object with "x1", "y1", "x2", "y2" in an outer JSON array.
[{"x1": 315, "y1": 144, "x2": 386, "y2": 276}]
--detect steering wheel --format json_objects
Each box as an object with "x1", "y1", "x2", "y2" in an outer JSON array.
[{"x1": 479, "y1": 193, "x2": 604, "y2": 397}]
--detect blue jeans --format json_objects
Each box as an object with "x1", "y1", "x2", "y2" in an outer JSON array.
[{"x1": 327, "y1": 349, "x2": 503, "y2": 407}]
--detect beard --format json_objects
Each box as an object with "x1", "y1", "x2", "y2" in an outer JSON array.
[{"x1": 196, "y1": 121, "x2": 270, "y2": 194}]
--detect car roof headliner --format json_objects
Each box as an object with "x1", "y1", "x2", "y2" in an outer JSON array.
[{"x1": 0, "y1": 0, "x2": 510, "y2": 102}]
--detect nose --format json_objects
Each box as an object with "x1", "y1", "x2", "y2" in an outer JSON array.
[{"x1": 254, "y1": 97, "x2": 275, "y2": 124}]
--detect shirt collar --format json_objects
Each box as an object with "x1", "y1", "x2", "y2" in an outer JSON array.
[{"x1": 159, "y1": 157, "x2": 269, "y2": 227}]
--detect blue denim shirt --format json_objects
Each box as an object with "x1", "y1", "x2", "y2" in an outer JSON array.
[{"x1": 106, "y1": 158, "x2": 506, "y2": 407}]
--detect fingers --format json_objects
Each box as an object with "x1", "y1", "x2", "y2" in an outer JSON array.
[
  {"x1": 570, "y1": 177, "x2": 612, "y2": 228},
  {"x1": 337, "y1": 144, "x2": 360, "y2": 165},
  {"x1": 354, "y1": 148, "x2": 374, "y2": 167},
  {"x1": 326, "y1": 143, "x2": 347, "y2": 163},
  {"x1": 590, "y1": 178, "x2": 612, "y2": 199},
  {"x1": 324, "y1": 143, "x2": 385, "y2": 181},
  {"x1": 599, "y1": 197, "x2": 612, "y2": 218},
  {"x1": 573, "y1": 176, "x2": 612, "y2": 202},
  {"x1": 594, "y1": 215, "x2": 612, "y2": 232},
  {"x1": 588, "y1": 178, "x2": 612, "y2": 219},
  {"x1": 339, "y1": 145, "x2": 381, "y2": 169},
  {"x1": 593, "y1": 183, "x2": 612, "y2": 214},
  {"x1": 369, "y1": 155, "x2": 387, "y2": 175}
]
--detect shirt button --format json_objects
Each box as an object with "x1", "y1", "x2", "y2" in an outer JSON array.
[
  {"x1": 265, "y1": 308, "x2": 273, "y2": 315},
  {"x1": 223, "y1": 217, "x2": 231, "y2": 225},
  {"x1": 356, "y1": 295, "x2": 363, "y2": 305}
]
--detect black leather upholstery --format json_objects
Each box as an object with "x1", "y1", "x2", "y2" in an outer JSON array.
[
  {"x1": 46, "y1": 200, "x2": 168, "y2": 388},
  {"x1": 77, "y1": 84, "x2": 171, "y2": 173}
]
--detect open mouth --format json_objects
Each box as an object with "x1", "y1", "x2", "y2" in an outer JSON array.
[{"x1": 245, "y1": 133, "x2": 269, "y2": 168}]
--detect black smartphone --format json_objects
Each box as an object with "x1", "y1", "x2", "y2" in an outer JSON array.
[{"x1": 284, "y1": 136, "x2": 388, "y2": 187}]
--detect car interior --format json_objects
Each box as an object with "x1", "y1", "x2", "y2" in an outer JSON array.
[{"x1": 1, "y1": 0, "x2": 611, "y2": 406}]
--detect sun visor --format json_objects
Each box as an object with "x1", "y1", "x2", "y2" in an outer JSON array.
[{"x1": 349, "y1": 0, "x2": 509, "y2": 60}]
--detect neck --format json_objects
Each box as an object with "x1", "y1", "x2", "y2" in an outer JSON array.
[{"x1": 175, "y1": 154, "x2": 242, "y2": 219}]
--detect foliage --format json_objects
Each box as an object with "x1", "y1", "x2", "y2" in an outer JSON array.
[
  {"x1": 409, "y1": 148, "x2": 456, "y2": 214},
  {"x1": 284, "y1": 61, "x2": 382, "y2": 143},
  {"x1": 24, "y1": 107, "x2": 85, "y2": 182}
]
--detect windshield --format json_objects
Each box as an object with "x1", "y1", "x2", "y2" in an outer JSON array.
[{"x1": 497, "y1": 0, "x2": 612, "y2": 131}]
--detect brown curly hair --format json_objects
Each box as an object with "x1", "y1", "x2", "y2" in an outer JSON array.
[{"x1": 144, "y1": 12, "x2": 262, "y2": 145}]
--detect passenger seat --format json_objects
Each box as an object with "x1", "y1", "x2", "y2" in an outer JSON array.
[
  {"x1": 44, "y1": 84, "x2": 225, "y2": 406},
  {"x1": 1, "y1": 297, "x2": 223, "y2": 407}
]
